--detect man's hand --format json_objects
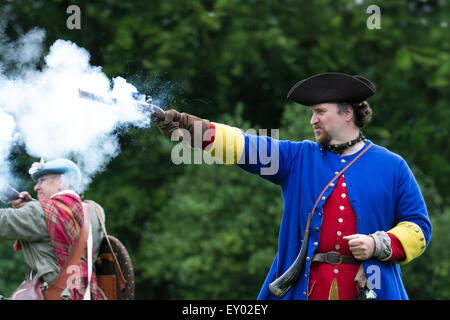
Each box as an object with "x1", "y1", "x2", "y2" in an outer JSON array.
[
  {"x1": 155, "y1": 109, "x2": 183, "y2": 140},
  {"x1": 343, "y1": 234, "x2": 375, "y2": 260},
  {"x1": 156, "y1": 109, "x2": 211, "y2": 147},
  {"x1": 11, "y1": 191, "x2": 32, "y2": 209}
]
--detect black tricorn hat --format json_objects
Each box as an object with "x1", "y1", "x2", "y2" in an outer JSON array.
[{"x1": 287, "y1": 72, "x2": 376, "y2": 106}]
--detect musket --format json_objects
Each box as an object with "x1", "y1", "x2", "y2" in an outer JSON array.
[
  {"x1": 0, "y1": 184, "x2": 20, "y2": 205},
  {"x1": 0, "y1": 184, "x2": 36, "y2": 205},
  {"x1": 78, "y1": 89, "x2": 165, "y2": 121}
]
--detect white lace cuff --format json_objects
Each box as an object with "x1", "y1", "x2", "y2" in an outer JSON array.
[{"x1": 370, "y1": 231, "x2": 392, "y2": 261}]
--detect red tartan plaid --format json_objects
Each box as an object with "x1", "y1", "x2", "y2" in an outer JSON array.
[{"x1": 40, "y1": 193, "x2": 103, "y2": 300}]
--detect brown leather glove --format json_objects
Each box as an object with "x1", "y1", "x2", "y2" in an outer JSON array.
[{"x1": 156, "y1": 109, "x2": 211, "y2": 148}]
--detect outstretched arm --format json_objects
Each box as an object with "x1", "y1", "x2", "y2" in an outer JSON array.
[{"x1": 0, "y1": 201, "x2": 49, "y2": 241}]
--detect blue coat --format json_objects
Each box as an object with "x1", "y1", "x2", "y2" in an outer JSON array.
[{"x1": 236, "y1": 135, "x2": 432, "y2": 300}]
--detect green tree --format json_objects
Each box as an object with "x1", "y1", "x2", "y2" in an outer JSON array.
[
  {"x1": 1, "y1": 0, "x2": 448, "y2": 299},
  {"x1": 135, "y1": 108, "x2": 283, "y2": 299}
]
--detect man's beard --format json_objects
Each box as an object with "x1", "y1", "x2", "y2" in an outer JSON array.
[{"x1": 314, "y1": 127, "x2": 332, "y2": 145}]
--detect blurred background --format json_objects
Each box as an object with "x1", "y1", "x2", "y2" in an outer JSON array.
[{"x1": 0, "y1": 0, "x2": 448, "y2": 299}]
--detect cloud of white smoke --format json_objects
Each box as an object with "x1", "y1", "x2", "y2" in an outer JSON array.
[{"x1": 0, "y1": 28, "x2": 152, "y2": 191}]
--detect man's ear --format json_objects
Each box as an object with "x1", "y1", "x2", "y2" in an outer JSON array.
[{"x1": 344, "y1": 105, "x2": 355, "y2": 122}]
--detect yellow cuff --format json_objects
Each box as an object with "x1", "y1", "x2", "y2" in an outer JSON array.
[
  {"x1": 388, "y1": 221, "x2": 427, "y2": 265},
  {"x1": 204, "y1": 122, "x2": 245, "y2": 165}
]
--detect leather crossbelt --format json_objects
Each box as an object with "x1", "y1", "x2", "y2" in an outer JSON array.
[
  {"x1": 311, "y1": 251, "x2": 359, "y2": 265},
  {"x1": 85, "y1": 200, "x2": 127, "y2": 291}
]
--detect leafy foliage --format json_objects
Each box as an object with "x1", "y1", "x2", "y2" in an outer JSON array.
[{"x1": 0, "y1": 0, "x2": 448, "y2": 299}]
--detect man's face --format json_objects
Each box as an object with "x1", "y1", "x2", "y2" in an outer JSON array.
[
  {"x1": 309, "y1": 103, "x2": 349, "y2": 144},
  {"x1": 34, "y1": 174, "x2": 63, "y2": 200}
]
